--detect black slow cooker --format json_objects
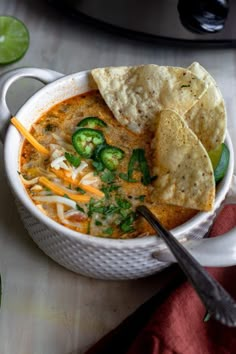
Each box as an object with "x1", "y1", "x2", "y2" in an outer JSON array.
[{"x1": 49, "y1": 0, "x2": 236, "y2": 46}]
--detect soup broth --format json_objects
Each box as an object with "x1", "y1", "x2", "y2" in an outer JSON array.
[{"x1": 20, "y1": 90, "x2": 197, "y2": 238}]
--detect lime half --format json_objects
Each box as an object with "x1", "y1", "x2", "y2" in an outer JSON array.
[
  {"x1": 208, "y1": 143, "x2": 230, "y2": 183},
  {"x1": 0, "y1": 16, "x2": 29, "y2": 64}
]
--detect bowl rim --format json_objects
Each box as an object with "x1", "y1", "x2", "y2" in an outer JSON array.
[{"x1": 4, "y1": 70, "x2": 235, "y2": 249}]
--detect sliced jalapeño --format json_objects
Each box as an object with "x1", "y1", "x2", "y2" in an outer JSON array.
[
  {"x1": 98, "y1": 146, "x2": 125, "y2": 171},
  {"x1": 77, "y1": 117, "x2": 107, "y2": 129},
  {"x1": 72, "y1": 128, "x2": 105, "y2": 158}
]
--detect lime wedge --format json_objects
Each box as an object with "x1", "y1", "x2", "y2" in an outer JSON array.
[
  {"x1": 208, "y1": 143, "x2": 230, "y2": 183},
  {"x1": 0, "y1": 16, "x2": 29, "y2": 64}
]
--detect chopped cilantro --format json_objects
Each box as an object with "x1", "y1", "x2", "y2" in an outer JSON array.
[
  {"x1": 115, "y1": 197, "x2": 131, "y2": 209},
  {"x1": 119, "y1": 148, "x2": 152, "y2": 185},
  {"x1": 103, "y1": 227, "x2": 113, "y2": 236},
  {"x1": 119, "y1": 173, "x2": 137, "y2": 183},
  {"x1": 119, "y1": 209, "x2": 130, "y2": 218},
  {"x1": 104, "y1": 204, "x2": 120, "y2": 215},
  {"x1": 101, "y1": 184, "x2": 120, "y2": 198},
  {"x1": 65, "y1": 152, "x2": 81, "y2": 167},
  {"x1": 136, "y1": 195, "x2": 146, "y2": 202},
  {"x1": 180, "y1": 84, "x2": 191, "y2": 88},
  {"x1": 137, "y1": 149, "x2": 152, "y2": 185},
  {"x1": 95, "y1": 220, "x2": 102, "y2": 226},
  {"x1": 76, "y1": 187, "x2": 86, "y2": 194},
  {"x1": 101, "y1": 170, "x2": 116, "y2": 183},
  {"x1": 88, "y1": 198, "x2": 105, "y2": 216},
  {"x1": 128, "y1": 149, "x2": 140, "y2": 179},
  {"x1": 92, "y1": 161, "x2": 105, "y2": 172},
  {"x1": 76, "y1": 204, "x2": 85, "y2": 213},
  {"x1": 120, "y1": 212, "x2": 137, "y2": 233},
  {"x1": 63, "y1": 194, "x2": 70, "y2": 199}
]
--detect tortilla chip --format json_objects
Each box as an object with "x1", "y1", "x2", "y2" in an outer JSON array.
[
  {"x1": 184, "y1": 62, "x2": 226, "y2": 151},
  {"x1": 151, "y1": 109, "x2": 215, "y2": 211},
  {"x1": 91, "y1": 65, "x2": 207, "y2": 133}
]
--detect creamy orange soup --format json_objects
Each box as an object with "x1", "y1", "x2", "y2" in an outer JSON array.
[{"x1": 20, "y1": 91, "x2": 197, "y2": 238}]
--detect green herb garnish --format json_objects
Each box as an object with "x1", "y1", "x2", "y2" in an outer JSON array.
[
  {"x1": 95, "y1": 220, "x2": 102, "y2": 226},
  {"x1": 138, "y1": 149, "x2": 152, "y2": 186},
  {"x1": 101, "y1": 184, "x2": 120, "y2": 199},
  {"x1": 76, "y1": 187, "x2": 86, "y2": 194},
  {"x1": 88, "y1": 198, "x2": 105, "y2": 216},
  {"x1": 180, "y1": 84, "x2": 191, "y2": 88},
  {"x1": 65, "y1": 152, "x2": 81, "y2": 167},
  {"x1": 101, "y1": 170, "x2": 116, "y2": 183},
  {"x1": 103, "y1": 227, "x2": 113, "y2": 236},
  {"x1": 115, "y1": 197, "x2": 131, "y2": 209},
  {"x1": 120, "y1": 148, "x2": 152, "y2": 185},
  {"x1": 76, "y1": 204, "x2": 85, "y2": 213},
  {"x1": 92, "y1": 161, "x2": 105, "y2": 172},
  {"x1": 120, "y1": 212, "x2": 137, "y2": 233},
  {"x1": 136, "y1": 195, "x2": 146, "y2": 202},
  {"x1": 119, "y1": 173, "x2": 137, "y2": 183}
]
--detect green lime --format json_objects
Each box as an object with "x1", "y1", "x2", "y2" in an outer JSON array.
[
  {"x1": 208, "y1": 143, "x2": 230, "y2": 183},
  {"x1": 0, "y1": 16, "x2": 29, "y2": 64}
]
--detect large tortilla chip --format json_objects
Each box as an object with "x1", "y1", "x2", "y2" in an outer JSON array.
[
  {"x1": 184, "y1": 62, "x2": 226, "y2": 151},
  {"x1": 151, "y1": 110, "x2": 215, "y2": 211},
  {"x1": 91, "y1": 65, "x2": 207, "y2": 133}
]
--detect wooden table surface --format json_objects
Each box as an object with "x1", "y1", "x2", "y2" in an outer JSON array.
[{"x1": 0, "y1": 1, "x2": 236, "y2": 353}]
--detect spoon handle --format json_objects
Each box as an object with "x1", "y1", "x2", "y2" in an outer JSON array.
[{"x1": 137, "y1": 205, "x2": 236, "y2": 327}]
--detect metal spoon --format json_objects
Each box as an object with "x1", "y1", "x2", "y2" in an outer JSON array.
[{"x1": 137, "y1": 205, "x2": 236, "y2": 327}]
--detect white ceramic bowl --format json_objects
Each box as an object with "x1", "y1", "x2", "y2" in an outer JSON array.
[{"x1": 0, "y1": 67, "x2": 235, "y2": 280}]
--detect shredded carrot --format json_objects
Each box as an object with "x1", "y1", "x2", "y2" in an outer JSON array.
[
  {"x1": 51, "y1": 168, "x2": 104, "y2": 198},
  {"x1": 38, "y1": 176, "x2": 91, "y2": 202},
  {"x1": 11, "y1": 117, "x2": 50, "y2": 156},
  {"x1": 79, "y1": 183, "x2": 105, "y2": 198}
]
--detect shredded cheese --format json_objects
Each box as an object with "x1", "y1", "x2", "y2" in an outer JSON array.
[
  {"x1": 51, "y1": 168, "x2": 104, "y2": 198},
  {"x1": 79, "y1": 183, "x2": 104, "y2": 198},
  {"x1": 33, "y1": 195, "x2": 77, "y2": 208},
  {"x1": 51, "y1": 168, "x2": 78, "y2": 185},
  {"x1": 38, "y1": 176, "x2": 91, "y2": 202},
  {"x1": 11, "y1": 117, "x2": 50, "y2": 156}
]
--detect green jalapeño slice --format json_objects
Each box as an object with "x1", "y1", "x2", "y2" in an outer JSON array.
[
  {"x1": 77, "y1": 117, "x2": 107, "y2": 129},
  {"x1": 72, "y1": 128, "x2": 105, "y2": 158},
  {"x1": 98, "y1": 146, "x2": 125, "y2": 171}
]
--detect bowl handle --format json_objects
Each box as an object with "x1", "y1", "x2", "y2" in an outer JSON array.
[
  {"x1": 153, "y1": 174, "x2": 236, "y2": 267},
  {"x1": 0, "y1": 67, "x2": 64, "y2": 142}
]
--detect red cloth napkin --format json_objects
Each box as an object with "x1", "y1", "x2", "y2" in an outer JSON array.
[{"x1": 85, "y1": 205, "x2": 236, "y2": 354}]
